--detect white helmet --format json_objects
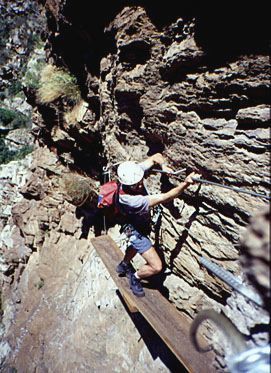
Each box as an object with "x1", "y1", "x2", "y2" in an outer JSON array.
[{"x1": 117, "y1": 161, "x2": 144, "y2": 185}]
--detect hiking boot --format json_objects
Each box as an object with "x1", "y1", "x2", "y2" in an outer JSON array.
[
  {"x1": 116, "y1": 261, "x2": 131, "y2": 276},
  {"x1": 129, "y1": 273, "x2": 145, "y2": 297}
]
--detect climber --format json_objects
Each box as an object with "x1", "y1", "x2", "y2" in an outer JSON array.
[{"x1": 115, "y1": 153, "x2": 201, "y2": 297}]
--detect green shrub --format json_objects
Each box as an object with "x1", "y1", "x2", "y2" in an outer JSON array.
[
  {"x1": 0, "y1": 108, "x2": 16, "y2": 126},
  {"x1": 0, "y1": 18, "x2": 10, "y2": 49},
  {"x1": 24, "y1": 60, "x2": 45, "y2": 90},
  {"x1": 0, "y1": 138, "x2": 33, "y2": 165},
  {"x1": 11, "y1": 113, "x2": 31, "y2": 129},
  {"x1": 37, "y1": 64, "x2": 81, "y2": 104},
  {"x1": 8, "y1": 81, "x2": 23, "y2": 96},
  {"x1": 30, "y1": 33, "x2": 44, "y2": 49},
  {"x1": 0, "y1": 138, "x2": 15, "y2": 164},
  {"x1": 14, "y1": 145, "x2": 34, "y2": 160},
  {"x1": 0, "y1": 108, "x2": 31, "y2": 129}
]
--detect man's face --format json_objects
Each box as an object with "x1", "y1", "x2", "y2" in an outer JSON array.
[{"x1": 129, "y1": 179, "x2": 144, "y2": 193}]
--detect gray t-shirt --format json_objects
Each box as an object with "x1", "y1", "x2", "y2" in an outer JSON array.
[{"x1": 118, "y1": 163, "x2": 151, "y2": 229}]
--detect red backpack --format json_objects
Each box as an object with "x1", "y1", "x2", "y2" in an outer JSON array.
[{"x1": 97, "y1": 181, "x2": 125, "y2": 215}]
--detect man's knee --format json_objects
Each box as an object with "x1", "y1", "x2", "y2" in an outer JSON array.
[
  {"x1": 142, "y1": 246, "x2": 163, "y2": 274},
  {"x1": 151, "y1": 260, "x2": 163, "y2": 274}
]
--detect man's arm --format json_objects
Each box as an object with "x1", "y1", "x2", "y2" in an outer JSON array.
[
  {"x1": 140, "y1": 153, "x2": 173, "y2": 173},
  {"x1": 147, "y1": 172, "x2": 199, "y2": 207}
]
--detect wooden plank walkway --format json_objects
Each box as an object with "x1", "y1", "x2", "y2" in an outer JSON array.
[{"x1": 91, "y1": 235, "x2": 217, "y2": 373}]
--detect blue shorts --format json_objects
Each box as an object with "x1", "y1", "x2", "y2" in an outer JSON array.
[{"x1": 120, "y1": 224, "x2": 152, "y2": 254}]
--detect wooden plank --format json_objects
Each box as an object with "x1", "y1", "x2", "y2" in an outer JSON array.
[
  {"x1": 91, "y1": 235, "x2": 216, "y2": 373},
  {"x1": 121, "y1": 293, "x2": 138, "y2": 313}
]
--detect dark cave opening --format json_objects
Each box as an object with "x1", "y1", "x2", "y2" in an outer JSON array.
[{"x1": 49, "y1": 1, "x2": 270, "y2": 83}]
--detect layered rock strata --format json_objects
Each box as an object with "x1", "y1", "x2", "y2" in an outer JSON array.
[{"x1": 0, "y1": 2, "x2": 270, "y2": 371}]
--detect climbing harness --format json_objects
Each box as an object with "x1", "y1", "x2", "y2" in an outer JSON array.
[
  {"x1": 151, "y1": 205, "x2": 163, "y2": 226},
  {"x1": 141, "y1": 181, "x2": 163, "y2": 228},
  {"x1": 200, "y1": 256, "x2": 263, "y2": 307}
]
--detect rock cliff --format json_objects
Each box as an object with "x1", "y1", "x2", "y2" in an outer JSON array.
[{"x1": 0, "y1": 2, "x2": 270, "y2": 372}]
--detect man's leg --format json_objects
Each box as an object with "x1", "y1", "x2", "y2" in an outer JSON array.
[
  {"x1": 123, "y1": 246, "x2": 137, "y2": 263},
  {"x1": 116, "y1": 246, "x2": 137, "y2": 276},
  {"x1": 128, "y1": 246, "x2": 162, "y2": 297},
  {"x1": 117, "y1": 225, "x2": 162, "y2": 297},
  {"x1": 116, "y1": 224, "x2": 138, "y2": 275},
  {"x1": 137, "y1": 246, "x2": 163, "y2": 278}
]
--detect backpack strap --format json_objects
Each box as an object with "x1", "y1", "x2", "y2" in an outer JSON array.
[
  {"x1": 114, "y1": 183, "x2": 127, "y2": 216},
  {"x1": 113, "y1": 182, "x2": 121, "y2": 214}
]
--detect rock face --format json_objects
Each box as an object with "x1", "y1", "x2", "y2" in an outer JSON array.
[
  {"x1": 0, "y1": 2, "x2": 270, "y2": 372},
  {"x1": 0, "y1": 0, "x2": 46, "y2": 161},
  {"x1": 240, "y1": 207, "x2": 270, "y2": 310},
  {"x1": 1, "y1": 148, "x2": 183, "y2": 372},
  {"x1": 0, "y1": 0, "x2": 45, "y2": 93}
]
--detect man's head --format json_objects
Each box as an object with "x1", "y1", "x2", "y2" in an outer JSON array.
[{"x1": 117, "y1": 161, "x2": 144, "y2": 192}]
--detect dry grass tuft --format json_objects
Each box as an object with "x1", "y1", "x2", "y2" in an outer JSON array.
[
  {"x1": 64, "y1": 100, "x2": 88, "y2": 125},
  {"x1": 37, "y1": 64, "x2": 81, "y2": 104},
  {"x1": 61, "y1": 173, "x2": 98, "y2": 208}
]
